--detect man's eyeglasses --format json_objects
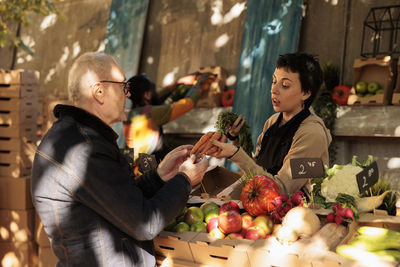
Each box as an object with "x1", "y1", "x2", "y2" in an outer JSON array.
[{"x1": 99, "y1": 80, "x2": 131, "y2": 95}]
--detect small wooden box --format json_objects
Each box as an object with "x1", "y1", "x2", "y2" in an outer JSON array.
[
  {"x1": 392, "y1": 59, "x2": 400, "y2": 105},
  {"x1": 347, "y1": 56, "x2": 395, "y2": 105},
  {"x1": 189, "y1": 233, "x2": 252, "y2": 267},
  {"x1": 153, "y1": 231, "x2": 199, "y2": 263}
]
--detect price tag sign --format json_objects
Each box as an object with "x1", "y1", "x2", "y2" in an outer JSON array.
[
  {"x1": 356, "y1": 161, "x2": 379, "y2": 193},
  {"x1": 138, "y1": 153, "x2": 157, "y2": 173},
  {"x1": 120, "y1": 148, "x2": 134, "y2": 166},
  {"x1": 290, "y1": 158, "x2": 325, "y2": 179}
]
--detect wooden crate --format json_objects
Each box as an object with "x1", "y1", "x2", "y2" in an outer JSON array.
[
  {"x1": 154, "y1": 231, "x2": 199, "y2": 263},
  {"x1": 189, "y1": 233, "x2": 253, "y2": 267},
  {"x1": 0, "y1": 177, "x2": 33, "y2": 209},
  {"x1": 392, "y1": 60, "x2": 400, "y2": 105},
  {"x1": 0, "y1": 151, "x2": 32, "y2": 177},
  {"x1": 347, "y1": 56, "x2": 395, "y2": 105},
  {"x1": 0, "y1": 69, "x2": 39, "y2": 85},
  {"x1": 0, "y1": 209, "x2": 34, "y2": 242},
  {"x1": 0, "y1": 96, "x2": 38, "y2": 112},
  {"x1": 0, "y1": 241, "x2": 37, "y2": 267},
  {"x1": 0, "y1": 109, "x2": 38, "y2": 140}
]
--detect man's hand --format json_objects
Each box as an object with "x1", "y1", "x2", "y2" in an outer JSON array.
[
  {"x1": 178, "y1": 154, "x2": 208, "y2": 186},
  {"x1": 157, "y1": 145, "x2": 192, "y2": 182}
]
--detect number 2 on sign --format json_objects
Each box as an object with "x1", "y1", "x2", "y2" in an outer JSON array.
[
  {"x1": 362, "y1": 176, "x2": 368, "y2": 189},
  {"x1": 298, "y1": 164, "x2": 306, "y2": 175}
]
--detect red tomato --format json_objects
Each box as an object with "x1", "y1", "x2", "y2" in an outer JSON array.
[
  {"x1": 332, "y1": 85, "x2": 351, "y2": 105},
  {"x1": 240, "y1": 175, "x2": 280, "y2": 216},
  {"x1": 221, "y1": 89, "x2": 235, "y2": 106}
]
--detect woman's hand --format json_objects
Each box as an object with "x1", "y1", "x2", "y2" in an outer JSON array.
[
  {"x1": 207, "y1": 139, "x2": 239, "y2": 159},
  {"x1": 226, "y1": 114, "x2": 246, "y2": 140}
]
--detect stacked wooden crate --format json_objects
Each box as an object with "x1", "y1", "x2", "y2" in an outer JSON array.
[{"x1": 0, "y1": 69, "x2": 39, "y2": 266}]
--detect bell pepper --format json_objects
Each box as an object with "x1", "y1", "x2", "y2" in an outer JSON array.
[
  {"x1": 221, "y1": 89, "x2": 235, "y2": 106},
  {"x1": 332, "y1": 85, "x2": 351, "y2": 105}
]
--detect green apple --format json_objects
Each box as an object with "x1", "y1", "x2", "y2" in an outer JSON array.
[
  {"x1": 184, "y1": 206, "x2": 204, "y2": 226},
  {"x1": 164, "y1": 218, "x2": 177, "y2": 231},
  {"x1": 376, "y1": 88, "x2": 384, "y2": 94},
  {"x1": 173, "y1": 222, "x2": 190, "y2": 232},
  {"x1": 204, "y1": 206, "x2": 219, "y2": 223},
  {"x1": 189, "y1": 221, "x2": 207, "y2": 232},
  {"x1": 176, "y1": 206, "x2": 188, "y2": 223},
  {"x1": 200, "y1": 201, "x2": 219, "y2": 215},
  {"x1": 367, "y1": 81, "x2": 380, "y2": 93},
  {"x1": 356, "y1": 81, "x2": 367, "y2": 94},
  {"x1": 365, "y1": 93, "x2": 374, "y2": 97}
]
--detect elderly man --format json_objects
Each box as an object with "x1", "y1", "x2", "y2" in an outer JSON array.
[{"x1": 31, "y1": 52, "x2": 208, "y2": 266}]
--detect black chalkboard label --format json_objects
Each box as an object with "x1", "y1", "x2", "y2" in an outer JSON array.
[
  {"x1": 120, "y1": 148, "x2": 134, "y2": 166},
  {"x1": 356, "y1": 161, "x2": 379, "y2": 193},
  {"x1": 138, "y1": 153, "x2": 157, "y2": 172},
  {"x1": 290, "y1": 158, "x2": 325, "y2": 179}
]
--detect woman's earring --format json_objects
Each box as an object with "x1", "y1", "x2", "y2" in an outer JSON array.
[{"x1": 302, "y1": 101, "x2": 305, "y2": 110}]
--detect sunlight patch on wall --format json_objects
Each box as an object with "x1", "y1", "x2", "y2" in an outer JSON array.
[
  {"x1": 387, "y1": 157, "x2": 400, "y2": 169},
  {"x1": 226, "y1": 75, "x2": 236, "y2": 87},
  {"x1": 223, "y1": 2, "x2": 246, "y2": 24},
  {"x1": 324, "y1": 0, "x2": 338, "y2": 5},
  {"x1": 147, "y1": 56, "x2": 154, "y2": 65},
  {"x1": 40, "y1": 14, "x2": 58, "y2": 31},
  {"x1": 394, "y1": 125, "x2": 400, "y2": 136},
  {"x1": 72, "y1": 42, "x2": 81, "y2": 58},
  {"x1": 211, "y1": 1, "x2": 246, "y2": 25},
  {"x1": 97, "y1": 42, "x2": 105, "y2": 53},
  {"x1": 162, "y1": 67, "x2": 179, "y2": 86},
  {"x1": 215, "y1": 33, "x2": 229, "y2": 48}
]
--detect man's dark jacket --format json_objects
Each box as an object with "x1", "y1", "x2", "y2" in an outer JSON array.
[{"x1": 31, "y1": 105, "x2": 191, "y2": 266}]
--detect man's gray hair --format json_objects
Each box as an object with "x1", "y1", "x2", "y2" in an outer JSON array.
[{"x1": 68, "y1": 52, "x2": 113, "y2": 102}]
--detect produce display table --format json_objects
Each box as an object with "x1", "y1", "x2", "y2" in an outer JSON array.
[{"x1": 155, "y1": 203, "x2": 400, "y2": 267}]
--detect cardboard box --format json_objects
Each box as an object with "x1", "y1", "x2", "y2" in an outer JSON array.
[
  {"x1": 0, "y1": 69, "x2": 39, "y2": 86},
  {"x1": 246, "y1": 233, "x2": 346, "y2": 267},
  {"x1": 153, "y1": 231, "x2": 200, "y2": 263},
  {"x1": 0, "y1": 108, "x2": 38, "y2": 140},
  {"x1": 196, "y1": 66, "x2": 227, "y2": 108},
  {"x1": 0, "y1": 209, "x2": 34, "y2": 242},
  {"x1": 190, "y1": 166, "x2": 241, "y2": 198},
  {"x1": 0, "y1": 241, "x2": 37, "y2": 267},
  {"x1": 0, "y1": 177, "x2": 33, "y2": 209},
  {"x1": 38, "y1": 246, "x2": 57, "y2": 267},
  {"x1": 347, "y1": 56, "x2": 395, "y2": 105},
  {"x1": 0, "y1": 151, "x2": 32, "y2": 178},
  {"x1": 392, "y1": 59, "x2": 400, "y2": 105},
  {"x1": 189, "y1": 233, "x2": 253, "y2": 267},
  {"x1": 337, "y1": 213, "x2": 400, "y2": 266},
  {"x1": 34, "y1": 213, "x2": 50, "y2": 247}
]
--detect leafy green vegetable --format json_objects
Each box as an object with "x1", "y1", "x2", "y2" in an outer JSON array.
[{"x1": 215, "y1": 111, "x2": 253, "y2": 156}]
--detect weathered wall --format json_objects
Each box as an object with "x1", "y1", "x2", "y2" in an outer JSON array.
[
  {"x1": 0, "y1": 0, "x2": 111, "y2": 100},
  {"x1": 139, "y1": 0, "x2": 247, "y2": 89},
  {"x1": 299, "y1": 0, "x2": 399, "y2": 85}
]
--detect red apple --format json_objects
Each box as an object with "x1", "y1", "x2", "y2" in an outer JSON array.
[
  {"x1": 218, "y1": 210, "x2": 242, "y2": 234},
  {"x1": 240, "y1": 212, "x2": 254, "y2": 235},
  {"x1": 207, "y1": 216, "x2": 219, "y2": 232},
  {"x1": 253, "y1": 215, "x2": 274, "y2": 236},
  {"x1": 219, "y1": 201, "x2": 240, "y2": 215},
  {"x1": 209, "y1": 227, "x2": 225, "y2": 239},
  {"x1": 245, "y1": 226, "x2": 262, "y2": 241},
  {"x1": 225, "y1": 233, "x2": 244, "y2": 240}
]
